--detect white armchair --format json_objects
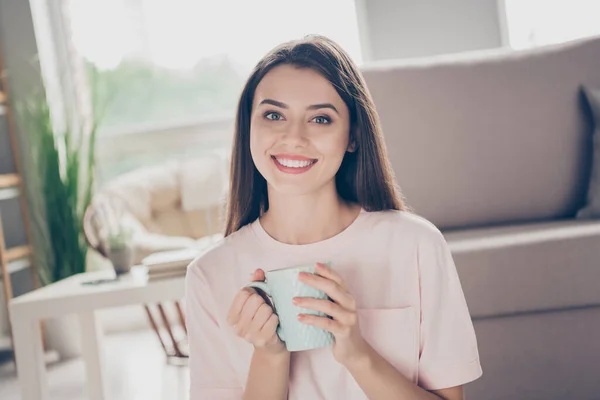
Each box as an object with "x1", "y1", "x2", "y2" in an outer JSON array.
[{"x1": 91, "y1": 151, "x2": 229, "y2": 264}]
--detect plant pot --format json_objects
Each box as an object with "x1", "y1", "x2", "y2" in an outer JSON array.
[
  {"x1": 44, "y1": 314, "x2": 82, "y2": 360},
  {"x1": 107, "y1": 245, "x2": 134, "y2": 275}
]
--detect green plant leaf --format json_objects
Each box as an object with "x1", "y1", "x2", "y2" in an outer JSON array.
[{"x1": 15, "y1": 75, "x2": 107, "y2": 284}]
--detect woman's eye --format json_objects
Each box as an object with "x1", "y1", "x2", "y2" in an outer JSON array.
[
  {"x1": 312, "y1": 115, "x2": 331, "y2": 125},
  {"x1": 264, "y1": 111, "x2": 283, "y2": 121}
]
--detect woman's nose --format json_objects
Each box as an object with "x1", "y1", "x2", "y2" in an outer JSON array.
[{"x1": 282, "y1": 121, "x2": 308, "y2": 144}]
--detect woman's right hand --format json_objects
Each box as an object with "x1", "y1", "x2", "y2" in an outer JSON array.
[{"x1": 227, "y1": 268, "x2": 287, "y2": 355}]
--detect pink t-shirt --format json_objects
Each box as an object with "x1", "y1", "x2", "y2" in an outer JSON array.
[{"x1": 185, "y1": 209, "x2": 483, "y2": 399}]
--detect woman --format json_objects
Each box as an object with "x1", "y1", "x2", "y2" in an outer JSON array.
[{"x1": 185, "y1": 35, "x2": 483, "y2": 400}]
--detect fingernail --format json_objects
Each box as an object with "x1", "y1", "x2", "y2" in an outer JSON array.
[{"x1": 292, "y1": 298, "x2": 299, "y2": 305}]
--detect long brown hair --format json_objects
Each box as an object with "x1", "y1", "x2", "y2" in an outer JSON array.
[{"x1": 224, "y1": 35, "x2": 408, "y2": 236}]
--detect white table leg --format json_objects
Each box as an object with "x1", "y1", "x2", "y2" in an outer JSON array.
[
  {"x1": 78, "y1": 311, "x2": 106, "y2": 400},
  {"x1": 12, "y1": 317, "x2": 49, "y2": 400}
]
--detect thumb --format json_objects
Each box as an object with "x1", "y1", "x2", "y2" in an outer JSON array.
[{"x1": 252, "y1": 268, "x2": 266, "y2": 282}]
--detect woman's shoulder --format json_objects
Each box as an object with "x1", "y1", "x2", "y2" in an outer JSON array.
[
  {"x1": 187, "y1": 222, "x2": 257, "y2": 278},
  {"x1": 363, "y1": 209, "x2": 444, "y2": 240}
]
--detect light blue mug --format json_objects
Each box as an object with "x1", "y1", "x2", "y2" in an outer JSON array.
[{"x1": 246, "y1": 263, "x2": 335, "y2": 352}]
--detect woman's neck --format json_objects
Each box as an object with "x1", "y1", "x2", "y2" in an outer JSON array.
[{"x1": 260, "y1": 186, "x2": 361, "y2": 245}]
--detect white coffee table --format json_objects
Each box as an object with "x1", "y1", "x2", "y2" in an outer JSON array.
[{"x1": 8, "y1": 266, "x2": 186, "y2": 400}]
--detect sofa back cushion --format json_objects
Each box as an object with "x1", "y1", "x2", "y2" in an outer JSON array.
[{"x1": 361, "y1": 35, "x2": 600, "y2": 230}]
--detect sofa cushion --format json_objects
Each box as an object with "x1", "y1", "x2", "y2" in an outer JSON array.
[
  {"x1": 186, "y1": 206, "x2": 224, "y2": 239},
  {"x1": 102, "y1": 161, "x2": 181, "y2": 225},
  {"x1": 467, "y1": 306, "x2": 600, "y2": 400},
  {"x1": 443, "y1": 219, "x2": 600, "y2": 318},
  {"x1": 576, "y1": 86, "x2": 600, "y2": 219},
  {"x1": 179, "y1": 152, "x2": 228, "y2": 211},
  {"x1": 147, "y1": 207, "x2": 197, "y2": 238},
  {"x1": 361, "y1": 35, "x2": 600, "y2": 230}
]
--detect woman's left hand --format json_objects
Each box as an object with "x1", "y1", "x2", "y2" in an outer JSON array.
[{"x1": 294, "y1": 262, "x2": 369, "y2": 366}]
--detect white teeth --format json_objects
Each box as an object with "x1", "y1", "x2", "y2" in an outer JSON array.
[{"x1": 275, "y1": 158, "x2": 315, "y2": 168}]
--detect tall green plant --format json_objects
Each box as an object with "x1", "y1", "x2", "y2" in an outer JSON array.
[{"x1": 19, "y1": 91, "x2": 101, "y2": 284}]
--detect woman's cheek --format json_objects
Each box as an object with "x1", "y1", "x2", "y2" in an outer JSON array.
[
  {"x1": 318, "y1": 129, "x2": 350, "y2": 157},
  {"x1": 254, "y1": 120, "x2": 285, "y2": 139},
  {"x1": 250, "y1": 126, "x2": 277, "y2": 167}
]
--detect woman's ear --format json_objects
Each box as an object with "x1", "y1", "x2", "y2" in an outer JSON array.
[
  {"x1": 347, "y1": 140, "x2": 357, "y2": 153},
  {"x1": 346, "y1": 126, "x2": 358, "y2": 153},
  {"x1": 347, "y1": 129, "x2": 357, "y2": 153}
]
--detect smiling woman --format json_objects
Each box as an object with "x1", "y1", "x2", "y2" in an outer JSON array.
[{"x1": 185, "y1": 35, "x2": 482, "y2": 400}]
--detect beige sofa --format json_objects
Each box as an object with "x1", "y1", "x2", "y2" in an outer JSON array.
[{"x1": 361, "y1": 36, "x2": 600, "y2": 400}]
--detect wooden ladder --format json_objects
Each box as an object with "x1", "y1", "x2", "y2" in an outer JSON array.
[{"x1": 0, "y1": 44, "x2": 42, "y2": 357}]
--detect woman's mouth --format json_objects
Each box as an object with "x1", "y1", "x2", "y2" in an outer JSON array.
[{"x1": 271, "y1": 155, "x2": 318, "y2": 174}]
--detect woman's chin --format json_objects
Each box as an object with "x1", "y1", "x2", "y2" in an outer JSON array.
[
  {"x1": 266, "y1": 176, "x2": 337, "y2": 199},
  {"x1": 269, "y1": 181, "x2": 318, "y2": 197}
]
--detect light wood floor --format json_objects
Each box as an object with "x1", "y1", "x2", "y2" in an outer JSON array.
[{"x1": 0, "y1": 329, "x2": 189, "y2": 400}]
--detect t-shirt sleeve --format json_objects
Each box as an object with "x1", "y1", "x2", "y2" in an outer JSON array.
[
  {"x1": 185, "y1": 262, "x2": 244, "y2": 399},
  {"x1": 416, "y1": 228, "x2": 483, "y2": 391}
]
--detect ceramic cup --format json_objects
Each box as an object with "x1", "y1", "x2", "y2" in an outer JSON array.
[{"x1": 245, "y1": 263, "x2": 335, "y2": 352}]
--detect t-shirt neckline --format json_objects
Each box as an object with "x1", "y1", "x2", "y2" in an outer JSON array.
[{"x1": 250, "y1": 208, "x2": 367, "y2": 254}]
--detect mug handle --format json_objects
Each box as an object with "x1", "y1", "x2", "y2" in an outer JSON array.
[{"x1": 245, "y1": 281, "x2": 285, "y2": 342}]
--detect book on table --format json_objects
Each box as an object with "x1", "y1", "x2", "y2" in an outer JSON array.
[{"x1": 141, "y1": 248, "x2": 200, "y2": 279}]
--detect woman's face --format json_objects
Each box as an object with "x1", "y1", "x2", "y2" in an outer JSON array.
[{"x1": 250, "y1": 64, "x2": 352, "y2": 196}]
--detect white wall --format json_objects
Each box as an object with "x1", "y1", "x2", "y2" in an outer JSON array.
[
  {"x1": 359, "y1": 0, "x2": 504, "y2": 61},
  {"x1": 0, "y1": 0, "x2": 43, "y2": 94}
]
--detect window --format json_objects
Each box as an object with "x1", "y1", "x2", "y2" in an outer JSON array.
[
  {"x1": 34, "y1": 0, "x2": 364, "y2": 181},
  {"x1": 503, "y1": 0, "x2": 600, "y2": 49},
  {"x1": 64, "y1": 0, "x2": 363, "y2": 136}
]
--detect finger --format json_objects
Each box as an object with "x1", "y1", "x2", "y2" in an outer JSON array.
[
  {"x1": 245, "y1": 303, "x2": 274, "y2": 339},
  {"x1": 256, "y1": 313, "x2": 280, "y2": 347},
  {"x1": 261, "y1": 312, "x2": 279, "y2": 336},
  {"x1": 252, "y1": 268, "x2": 266, "y2": 282},
  {"x1": 315, "y1": 262, "x2": 346, "y2": 288},
  {"x1": 235, "y1": 293, "x2": 265, "y2": 336},
  {"x1": 293, "y1": 297, "x2": 353, "y2": 324},
  {"x1": 227, "y1": 289, "x2": 254, "y2": 326},
  {"x1": 298, "y1": 313, "x2": 342, "y2": 335},
  {"x1": 298, "y1": 272, "x2": 355, "y2": 310},
  {"x1": 228, "y1": 268, "x2": 267, "y2": 326}
]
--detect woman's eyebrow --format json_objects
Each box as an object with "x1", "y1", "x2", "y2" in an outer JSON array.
[
  {"x1": 307, "y1": 103, "x2": 339, "y2": 114},
  {"x1": 258, "y1": 99, "x2": 339, "y2": 115}
]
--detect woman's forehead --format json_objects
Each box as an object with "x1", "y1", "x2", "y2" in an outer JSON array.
[{"x1": 254, "y1": 65, "x2": 344, "y2": 108}]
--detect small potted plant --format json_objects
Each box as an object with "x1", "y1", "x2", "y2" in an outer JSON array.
[{"x1": 105, "y1": 226, "x2": 135, "y2": 275}]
